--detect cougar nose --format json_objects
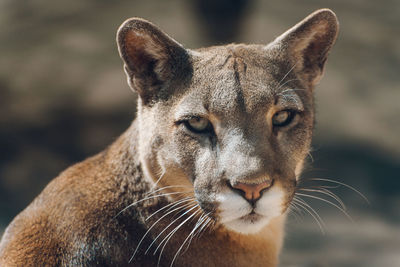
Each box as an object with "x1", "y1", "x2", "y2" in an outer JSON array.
[{"x1": 231, "y1": 180, "x2": 273, "y2": 202}]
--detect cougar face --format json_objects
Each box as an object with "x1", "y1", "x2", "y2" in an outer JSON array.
[{"x1": 118, "y1": 9, "x2": 338, "y2": 234}]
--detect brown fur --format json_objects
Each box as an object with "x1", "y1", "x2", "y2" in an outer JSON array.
[{"x1": 0, "y1": 9, "x2": 338, "y2": 266}]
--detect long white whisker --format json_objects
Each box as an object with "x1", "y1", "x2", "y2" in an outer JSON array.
[
  {"x1": 299, "y1": 188, "x2": 346, "y2": 210},
  {"x1": 153, "y1": 171, "x2": 166, "y2": 187},
  {"x1": 145, "y1": 185, "x2": 193, "y2": 197},
  {"x1": 147, "y1": 204, "x2": 199, "y2": 255},
  {"x1": 295, "y1": 192, "x2": 354, "y2": 222},
  {"x1": 128, "y1": 201, "x2": 196, "y2": 263},
  {"x1": 293, "y1": 198, "x2": 325, "y2": 234},
  {"x1": 170, "y1": 213, "x2": 208, "y2": 267},
  {"x1": 114, "y1": 191, "x2": 193, "y2": 218},
  {"x1": 279, "y1": 88, "x2": 306, "y2": 94},
  {"x1": 317, "y1": 187, "x2": 347, "y2": 209},
  {"x1": 156, "y1": 208, "x2": 202, "y2": 267},
  {"x1": 182, "y1": 212, "x2": 211, "y2": 254},
  {"x1": 183, "y1": 219, "x2": 204, "y2": 251},
  {"x1": 315, "y1": 184, "x2": 341, "y2": 189},
  {"x1": 277, "y1": 61, "x2": 299, "y2": 87},
  {"x1": 309, "y1": 178, "x2": 369, "y2": 204},
  {"x1": 288, "y1": 203, "x2": 298, "y2": 214},
  {"x1": 307, "y1": 151, "x2": 314, "y2": 162},
  {"x1": 287, "y1": 203, "x2": 303, "y2": 222},
  {"x1": 195, "y1": 217, "x2": 213, "y2": 239},
  {"x1": 293, "y1": 197, "x2": 325, "y2": 234},
  {"x1": 277, "y1": 78, "x2": 301, "y2": 90},
  {"x1": 205, "y1": 218, "x2": 216, "y2": 233},
  {"x1": 146, "y1": 197, "x2": 195, "y2": 221},
  {"x1": 202, "y1": 218, "x2": 213, "y2": 234}
]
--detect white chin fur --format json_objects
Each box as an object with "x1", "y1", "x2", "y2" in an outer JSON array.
[
  {"x1": 223, "y1": 215, "x2": 273, "y2": 234},
  {"x1": 217, "y1": 186, "x2": 284, "y2": 234}
]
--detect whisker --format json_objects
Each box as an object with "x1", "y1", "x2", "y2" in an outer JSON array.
[
  {"x1": 146, "y1": 197, "x2": 195, "y2": 221},
  {"x1": 154, "y1": 206, "x2": 201, "y2": 257},
  {"x1": 307, "y1": 151, "x2": 314, "y2": 162},
  {"x1": 153, "y1": 171, "x2": 166, "y2": 187},
  {"x1": 277, "y1": 79, "x2": 301, "y2": 90},
  {"x1": 280, "y1": 88, "x2": 305, "y2": 93},
  {"x1": 196, "y1": 217, "x2": 213, "y2": 239},
  {"x1": 147, "y1": 204, "x2": 199, "y2": 255},
  {"x1": 288, "y1": 202, "x2": 300, "y2": 214},
  {"x1": 145, "y1": 186, "x2": 193, "y2": 197},
  {"x1": 293, "y1": 196, "x2": 325, "y2": 234},
  {"x1": 309, "y1": 178, "x2": 369, "y2": 204},
  {"x1": 278, "y1": 87, "x2": 305, "y2": 94},
  {"x1": 293, "y1": 197, "x2": 319, "y2": 219},
  {"x1": 317, "y1": 184, "x2": 341, "y2": 189},
  {"x1": 170, "y1": 213, "x2": 209, "y2": 266},
  {"x1": 182, "y1": 212, "x2": 211, "y2": 253},
  {"x1": 114, "y1": 191, "x2": 193, "y2": 218},
  {"x1": 277, "y1": 61, "x2": 299, "y2": 87},
  {"x1": 206, "y1": 218, "x2": 216, "y2": 232},
  {"x1": 299, "y1": 188, "x2": 346, "y2": 210},
  {"x1": 295, "y1": 192, "x2": 354, "y2": 223},
  {"x1": 318, "y1": 187, "x2": 347, "y2": 209},
  {"x1": 128, "y1": 201, "x2": 196, "y2": 263},
  {"x1": 185, "y1": 218, "x2": 205, "y2": 249},
  {"x1": 156, "y1": 208, "x2": 202, "y2": 267},
  {"x1": 293, "y1": 198, "x2": 325, "y2": 234},
  {"x1": 287, "y1": 204, "x2": 303, "y2": 222}
]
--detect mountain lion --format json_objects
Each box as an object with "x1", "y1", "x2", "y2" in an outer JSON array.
[{"x1": 0, "y1": 9, "x2": 339, "y2": 266}]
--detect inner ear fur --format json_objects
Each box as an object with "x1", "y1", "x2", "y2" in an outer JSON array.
[
  {"x1": 117, "y1": 18, "x2": 189, "y2": 104},
  {"x1": 271, "y1": 9, "x2": 339, "y2": 86}
]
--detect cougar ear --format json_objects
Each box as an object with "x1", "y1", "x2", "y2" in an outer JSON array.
[
  {"x1": 270, "y1": 9, "x2": 339, "y2": 86},
  {"x1": 117, "y1": 18, "x2": 189, "y2": 104}
]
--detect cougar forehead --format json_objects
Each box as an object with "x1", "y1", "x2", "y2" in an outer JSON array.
[{"x1": 189, "y1": 45, "x2": 283, "y2": 113}]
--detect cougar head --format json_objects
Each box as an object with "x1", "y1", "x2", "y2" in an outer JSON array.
[{"x1": 117, "y1": 9, "x2": 338, "y2": 234}]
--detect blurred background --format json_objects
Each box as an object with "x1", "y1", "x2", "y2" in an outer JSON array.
[{"x1": 0, "y1": 0, "x2": 399, "y2": 266}]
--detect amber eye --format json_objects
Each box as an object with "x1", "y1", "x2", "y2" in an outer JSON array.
[
  {"x1": 272, "y1": 110, "x2": 295, "y2": 127},
  {"x1": 184, "y1": 117, "x2": 211, "y2": 133}
]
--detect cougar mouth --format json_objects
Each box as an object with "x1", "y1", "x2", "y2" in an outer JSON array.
[
  {"x1": 240, "y1": 212, "x2": 264, "y2": 223},
  {"x1": 215, "y1": 184, "x2": 285, "y2": 234}
]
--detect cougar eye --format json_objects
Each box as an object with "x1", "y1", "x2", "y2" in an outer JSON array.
[
  {"x1": 184, "y1": 117, "x2": 211, "y2": 133},
  {"x1": 272, "y1": 110, "x2": 295, "y2": 127}
]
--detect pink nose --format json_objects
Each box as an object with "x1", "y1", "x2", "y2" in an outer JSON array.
[{"x1": 232, "y1": 180, "x2": 273, "y2": 201}]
